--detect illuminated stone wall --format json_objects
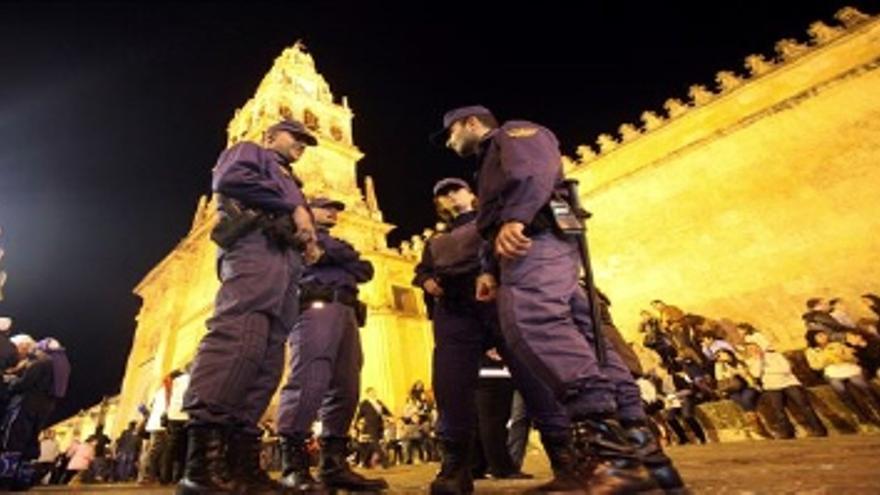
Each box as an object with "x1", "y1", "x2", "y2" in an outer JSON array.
[
  {"x1": 113, "y1": 43, "x2": 434, "y2": 435},
  {"x1": 566, "y1": 7, "x2": 880, "y2": 349}
]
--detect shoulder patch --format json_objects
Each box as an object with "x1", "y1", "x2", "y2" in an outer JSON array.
[{"x1": 505, "y1": 127, "x2": 539, "y2": 138}]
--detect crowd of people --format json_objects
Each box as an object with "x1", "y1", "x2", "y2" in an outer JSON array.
[
  {"x1": 13, "y1": 106, "x2": 880, "y2": 495},
  {"x1": 0, "y1": 317, "x2": 71, "y2": 489},
  {"x1": 26, "y1": 367, "x2": 191, "y2": 488},
  {"x1": 21, "y1": 291, "x2": 880, "y2": 492},
  {"x1": 633, "y1": 294, "x2": 880, "y2": 445}
]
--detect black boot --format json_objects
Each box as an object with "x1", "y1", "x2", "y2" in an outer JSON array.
[
  {"x1": 430, "y1": 438, "x2": 474, "y2": 495},
  {"x1": 280, "y1": 434, "x2": 326, "y2": 494},
  {"x1": 573, "y1": 417, "x2": 657, "y2": 495},
  {"x1": 524, "y1": 432, "x2": 583, "y2": 494},
  {"x1": 623, "y1": 420, "x2": 689, "y2": 495},
  {"x1": 319, "y1": 436, "x2": 388, "y2": 492},
  {"x1": 175, "y1": 424, "x2": 235, "y2": 495},
  {"x1": 228, "y1": 429, "x2": 282, "y2": 494}
]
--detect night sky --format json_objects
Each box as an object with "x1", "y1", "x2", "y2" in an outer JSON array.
[{"x1": 0, "y1": 1, "x2": 874, "y2": 424}]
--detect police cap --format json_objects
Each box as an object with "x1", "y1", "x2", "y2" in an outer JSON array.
[
  {"x1": 267, "y1": 119, "x2": 318, "y2": 146},
  {"x1": 429, "y1": 105, "x2": 495, "y2": 145},
  {"x1": 432, "y1": 177, "x2": 471, "y2": 197},
  {"x1": 309, "y1": 197, "x2": 346, "y2": 211}
]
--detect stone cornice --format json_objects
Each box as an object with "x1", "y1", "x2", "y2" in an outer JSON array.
[{"x1": 569, "y1": 7, "x2": 877, "y2": 194}]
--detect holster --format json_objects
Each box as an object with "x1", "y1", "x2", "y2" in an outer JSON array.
[
  {"x1": 211, "y1": 209, "x2": 262, "y2": 249},
  {"x1": 260, "y1": 214, "x2": 303, "y2": 251}
]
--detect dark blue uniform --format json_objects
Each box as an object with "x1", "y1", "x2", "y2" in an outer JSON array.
[
  {"x1": 183, "y1": 141, "x2": 305, "y2": 434},
  {"x1": 277, "y1": 229, "x2": 374, "y2": 438},
  {"x1": 474, "y1": 121, "x2": 643, "y2": 422},
  {"x1": 414, "y1": 210, "x2": 569, "y2": 443}
]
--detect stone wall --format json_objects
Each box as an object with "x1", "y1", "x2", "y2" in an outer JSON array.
[{"x1": 566, "y1": 8, "x2": 880, "y2": 349}]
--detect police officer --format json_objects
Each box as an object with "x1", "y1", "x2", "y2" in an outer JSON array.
[
  {"x1": 414, "y1": 178, "x2": 580, "y2": 495},
  {"x1": 276, "y1": 197, "x2": 388, "y2": 493},
  {"x1": 177, "y1": 119, "x2": 319, "y2": 495},
  {"x1": 434, "y1": 106, "x2": 686, "y2": 494}
]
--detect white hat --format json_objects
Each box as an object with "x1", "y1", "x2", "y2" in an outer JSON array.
[{"x1": 10, "y1": 334, "x2": 36, "y2": 349}]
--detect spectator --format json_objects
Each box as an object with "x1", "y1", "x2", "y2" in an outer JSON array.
[
  {"x1": 143, "y1": 377, "x2": 171, "y2": 484},
  {"x1": 1, "y1": 335, "x2": 64, "y2": 460},
  {"x1": 829, "y1": 298, "x2": 858, "y2": 329},
  {"x1": 640, "y1": 310, "x2": 678, "y2": 368},
  {"x1": 860, "y1": 293, "x2": 880, "y2": 322},
  {"x1": 114, "y1": 421, "x2": 142, "y2": 482},
  {"x1": 355, "y1": 387, "x2": 392, "y2": 468},
  {"x1": 400, "y1": 381, "x2": 432, "y2": 464},
  {"x1": 64, "y1": 436, "x2": 95, "y2": 484},
  {"x1": 383, "y1": 419, "x2": 403, "y2": 467},
  {"x1": 713, "y1": 349, "x2": 772, "y2": 439},
  {"x1": 164, "y1": 368, "x2": 189, "y2": 483},
  {"x1": 35, "y1": 429, "x2": 60, "y2": 485},
  {"x1": 844, "y1": 330, "x2": 880, "y2": 380},
  {"x1": 735, "y1": 323, "x2": 774, "y2": 352},
  {"x1": 85, "y1": 425, "x2": 111, "y2": 482},
  {"x1": 651, "y1": 300, "x2": 686, "y2": 331},
  {"x1": 698, "y1": 330, "x2": 736, "y2": 364},
  {"x1": 657, "y1": 365, "x2": 707, "y2": 445},
  {"x1": 805, "y1": 329, "x2": 880, "y2": 425},
  {"x1": 636, "y1": 374, "x2": 671, "y2": 446},
  {"x1": 0, "y1": 318, "x2": 20, "y2": 415},
  {"x1": 743, "y1": 343, "x2": 827, "y2": 438},
  {"x1": 802, "y1": 298, "x2": 850, "y2": 340}
]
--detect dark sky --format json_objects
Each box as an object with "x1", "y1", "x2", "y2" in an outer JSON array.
[{"x1": 0, "y1": 1, "x2": 874, "y2": 423}]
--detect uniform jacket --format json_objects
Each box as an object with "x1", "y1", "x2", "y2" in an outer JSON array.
[
  {"x1": 303, "y1": 229, "x2": 373, "y2": 294},
  {"x1": 473, "y1": 121, "x2": 563, "y2": 239},
  {"x1": 212, "y1": 141, "x2": 305, "y2": 214}
]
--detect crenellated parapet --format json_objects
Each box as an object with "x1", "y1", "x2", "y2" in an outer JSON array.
[{"x1": 569, "y1": 6, "x2": 875, "y2": 169}]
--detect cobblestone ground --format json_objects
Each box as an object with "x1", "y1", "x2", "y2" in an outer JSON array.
[{"x1": 30, "y1": 433, "x2": 880, "y2": 494}]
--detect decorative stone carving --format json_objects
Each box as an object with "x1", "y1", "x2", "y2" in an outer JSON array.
[
  {"x1": 744, "y1": 54, "x2": 774, "y2": 76},
  {"x1": 576, "y1": 145, "x2": 597, "y2": 163},
  {"x1": 640, "y1": 111, "x2": 664, "y2": 131},
  {"x1": 775, "y1": 38, "x2": 809, "y2": 61},
  {"x1": 596, "y1": 133, "x2": 618, "y2": 153},
  {"x1": 303, "y1": 109, "x2": 319, "y2": 131},
  {"x1": 835, "y1": 7, "x2": 870, "y2": 28},
  {"x1": 715, "y1": 71, "x2": 743, "y2": 92},
  {"x1": 618, "y1": 123, "x2": 640, "y2": 143},
  {"x1": 808, "y1": 21, "x2": 845, "y2": 44},
  {"x1": 663, "y1": 98, "x2": 689, "y2": 118},
  {"x1": 688, "y1": 84, "x2": 714, "y2": 106},
  {"x1": 411, "y1": 235, "x2": 424, "y2": 255}
]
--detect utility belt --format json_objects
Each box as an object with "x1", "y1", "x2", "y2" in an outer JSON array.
[
  {"x1": 210, "y1": 195, "x2": 302, "y2": 251},
  {"x1": 300, "y1": 285, "x2": 367, "y2": 327},
  {"x1": 522, "y1": 188, "x2": 586, "y2": 238}
]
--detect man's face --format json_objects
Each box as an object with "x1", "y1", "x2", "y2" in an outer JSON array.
[
  {"x1": 266, "y1": 130, "x2": 308, "y2": 162},
  {"x1": 15, "y1": 342, "x2": 31, "y2": 359},
  {"x1": 437, "y1": 186, "x2": 475, "y2": 216},
  {"x1": 312, "y1": 206, "x2": 339, "y2": 227},
  {"x1": 446, "y1": 119, "x2": 481, "y2": 157}
]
